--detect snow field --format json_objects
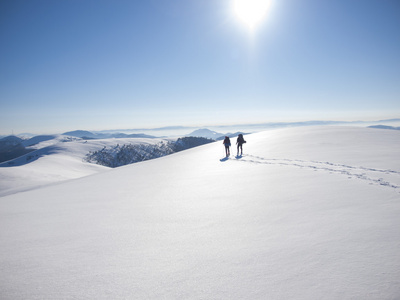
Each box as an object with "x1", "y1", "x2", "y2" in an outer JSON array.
[{"x1": 0, "y1": 126, "x2": 399, "y2": 299}]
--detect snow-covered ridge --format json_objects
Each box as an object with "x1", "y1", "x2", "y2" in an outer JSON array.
[
  {"x1": 0, "y1": 134, "x2": 80, "y2": 164},
  {"x1": 1, "y1": 126, "x2": 399, "y2": 299},
  {"x1": 0, "y1": 136, "x2": 159, "y2": 196}
]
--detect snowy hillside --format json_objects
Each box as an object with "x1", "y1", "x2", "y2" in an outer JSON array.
[
  {"x1": 0, "y1": 136, "x2": 168, "y2": 197},
  {"x1": 0, "y1": 135, "x2": 31, "y2": 163},
  {"x1": 0, "y1": 126, "x2": 399, "y2": 299}
]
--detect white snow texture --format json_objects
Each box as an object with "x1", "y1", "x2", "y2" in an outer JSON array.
[{"x1": 1, "y1": 126, "x2": 400, "y2": 299}]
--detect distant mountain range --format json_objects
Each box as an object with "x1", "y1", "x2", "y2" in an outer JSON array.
[
  {"x1": 368, "y1": 125, "x2": 400, "y2": 131},
  {"x1": 92, "y1": 118, "x2": 400, "y2": 133},
  {"x1": 3, "y1": 118, "x2": 399, "y2": 140},
  {"x1": 62, "y1": 129, "x2": 250, "y2": 141},
  {"x1": 186, "y1": 129, "x2": 248, "y2": 140},
  {"x1": 62, "y1": 130, "x2": 156, "y2": 139}
]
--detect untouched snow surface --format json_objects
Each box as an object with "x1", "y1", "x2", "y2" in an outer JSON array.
[{"x1": 1, "y1": 126, "x2": 400, "y2": 299}]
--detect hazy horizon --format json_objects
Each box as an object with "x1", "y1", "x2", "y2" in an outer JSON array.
[{"x1": 2, "y1": 117, "x2": 400, "y2": 137}]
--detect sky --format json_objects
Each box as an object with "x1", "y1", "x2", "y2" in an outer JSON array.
[{"x1": 1, "y1": 0, "x2": 399, "y2": 135}]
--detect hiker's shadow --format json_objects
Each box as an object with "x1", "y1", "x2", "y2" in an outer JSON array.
[{"x1": 220, "y1": 155, "x2": 242, "y2": 162}]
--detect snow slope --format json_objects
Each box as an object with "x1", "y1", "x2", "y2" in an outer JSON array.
[
  {"x1": 0, "y1": 126, "x2": 399, "y2": 299},
  {"x1": 0, "y1": 136, "x2": 166, "y2": 197}
]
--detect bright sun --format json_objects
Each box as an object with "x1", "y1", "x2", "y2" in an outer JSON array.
[{"x1": 233, "y1": 0, "x2": 272, "y2": 30}]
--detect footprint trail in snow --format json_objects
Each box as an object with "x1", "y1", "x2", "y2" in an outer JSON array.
[{"x1": 232, "y1": 154, "x2": 400, "y2": 193}]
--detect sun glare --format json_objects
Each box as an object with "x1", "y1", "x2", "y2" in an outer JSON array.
[{"x1": 233, "y1": 0, "x2": 272, "y2": 30}]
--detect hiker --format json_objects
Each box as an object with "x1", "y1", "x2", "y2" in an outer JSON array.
[
  {"x1": 236, "y1": 134, "x2": 246, "y2": 156},
  {"x1": 223, "y1": 136, "x2": 231, "y2": 157}
]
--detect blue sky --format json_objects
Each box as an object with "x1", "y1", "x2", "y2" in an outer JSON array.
[{"x1": 1, "y1": 0, "x2": 399, "y2": 134}]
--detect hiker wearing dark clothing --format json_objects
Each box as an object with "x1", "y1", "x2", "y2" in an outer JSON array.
[
  {"x1": 236, "y1": 134, "x2": 246, "y2": 156},
  {"x1": 223, "y1": 136, "x2": 231, "y2": 157}
]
